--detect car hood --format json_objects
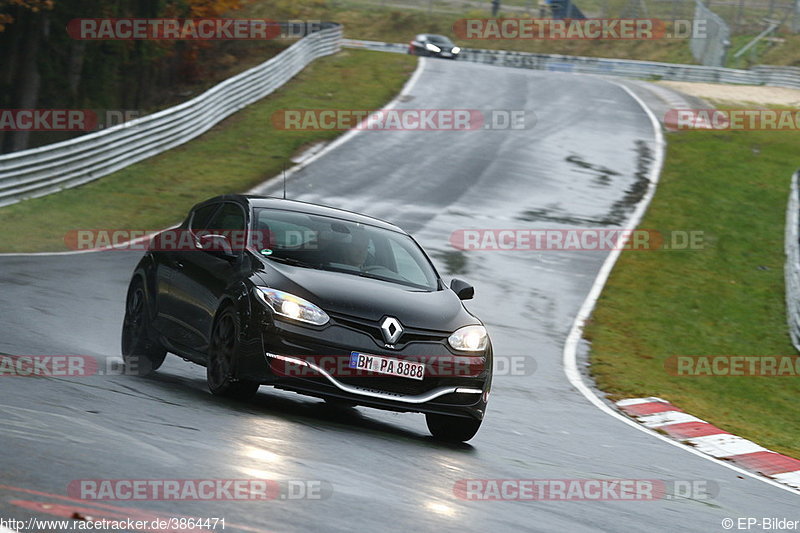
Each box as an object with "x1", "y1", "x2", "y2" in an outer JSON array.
[{"x1": 253, "y1": 259, "x2": 476, "y2": 332}]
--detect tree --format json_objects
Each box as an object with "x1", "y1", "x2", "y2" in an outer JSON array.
[
  {"x1": 0, "y1": 0, "x2": 55, "y2": 152},
  {"x1": 0, "y1": 0, "x2": 248, "y2": 152}
]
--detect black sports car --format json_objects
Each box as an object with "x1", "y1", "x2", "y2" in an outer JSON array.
[
  {"x1": 122, "y1": 195, "x2": 492, "y2": 441},
  {"x1": 408, "y1": 34, "x2": 461, "y2": 59}
]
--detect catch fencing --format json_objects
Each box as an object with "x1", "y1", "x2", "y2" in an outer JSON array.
[
  {"x1": 690, "y1": 0, "x2": 731, "y2": 66},
  {"x1": 343, "y1": 38, "x2": 800, "y2": 89},
  {"x1": 785, "y1": 170, "x2": 800, "y2": 353}
]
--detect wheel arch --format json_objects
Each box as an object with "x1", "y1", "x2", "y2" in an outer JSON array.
[{"x1": 209, "y1": 282, "x2": 252, "y2": 342}]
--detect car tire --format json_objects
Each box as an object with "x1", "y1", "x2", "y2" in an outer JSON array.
[
  {"x1": 425, "y1": 413, "x2": 482, "y2": 442},
  {"x1": 122, "y1": 277, "x2": 167, "y2": 376},
  {"x1": 206, "y1": 306, "x2": 260, "y2": 400}
]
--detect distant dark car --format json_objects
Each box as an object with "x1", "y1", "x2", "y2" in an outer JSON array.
[
  {"x1": 122, "y1": 195, "x2": 492, "y2": 442},
  {"x1": 408, "y1": 34, "x2": 461, "y2": 59}
]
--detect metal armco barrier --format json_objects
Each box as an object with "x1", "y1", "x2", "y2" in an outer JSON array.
[
  {"x1": 0, "y1": 23, "x2": 342, "y2": 207},
  {"x1": 343, "y1": 39, "x2": 800, "y2": 90},
  {"x1": 785, "y1": 170, "x2": 800, "y2": 353}
]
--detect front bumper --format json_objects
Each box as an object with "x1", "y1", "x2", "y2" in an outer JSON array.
[
  {"x1": 411, "y1": 46, "x2": 459, "y2": 59},
  {"x1": 238, "y1": 308, "x2": 491, "y2": 420}
]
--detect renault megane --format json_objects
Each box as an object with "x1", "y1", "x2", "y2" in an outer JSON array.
[{"x1": 122, "y1": 195, "x2": 492, "y2": 441}]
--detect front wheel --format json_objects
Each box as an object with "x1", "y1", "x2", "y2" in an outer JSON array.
[
  {"x1": 206, "y1": 307, "x2": 260, "y2": 401},
  {"x1": 121, "y1": 278, "x2": 167, "y2": 376},
  {"x1": 426, "y1": 413, "x2": 482, "y2": 442}
]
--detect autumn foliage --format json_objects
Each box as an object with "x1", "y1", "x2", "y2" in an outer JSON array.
[{"x1": 0, "y1": 0, "x2": 255, "y2": 153}]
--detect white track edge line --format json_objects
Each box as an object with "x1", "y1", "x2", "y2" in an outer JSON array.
[
  {"x1": 562, "y1": 79, "x2": 800, "y2": 497},
  {"x1": 3, "y1": 60, "x2": 797, "y2": 496},
  {"x1": 245, "y1": 58, "x2": 427, "y2": 195}
]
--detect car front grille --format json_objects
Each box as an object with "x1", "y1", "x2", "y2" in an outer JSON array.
[{"x1": 329, "y1": 313, "x2": 449, "y2": 348}]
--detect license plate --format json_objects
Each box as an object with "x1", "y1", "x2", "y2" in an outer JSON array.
[
  {"x1": 441, "y1": 52, "x2": 452, "y2": 57},
  {"x1": 349, "y1": 351, "x2": 425, "y2": 380}
]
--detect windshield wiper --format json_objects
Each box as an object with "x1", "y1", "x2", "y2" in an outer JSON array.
[{"x1": 266, "y1": 255, "x2": 320, "y2": 269}]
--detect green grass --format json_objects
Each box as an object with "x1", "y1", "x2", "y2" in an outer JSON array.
[
  {"x1": 0, "y1": 49, "x2": 416, "y2": 252},
  {"x1": 250, "y1": 0, "x2": 696, "y2": 64},
  {"x1": 585, "y1": 126, "x2": 800, "y2": 458},
  {"x1": 727, "y1": 34, "x2": 800, "y2": 69}
]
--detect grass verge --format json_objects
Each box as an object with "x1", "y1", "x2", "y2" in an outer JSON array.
[
  {"x1": 585, "y1": 126, "x2": 800, "y2": 458},
  {"x1": 250, "y1": 1, "x2": 696, "y2": 64},
  {"x1": 0, "y1": 49, "x2": 416, "y2": 253}
]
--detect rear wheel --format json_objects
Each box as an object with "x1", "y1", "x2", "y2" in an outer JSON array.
[
  {"x1": 206, "y1": 306, "x2": 260, "y2": 400},
  {"x1": 121, "y1": 278, "x2": 167, "y2": 376},
  {"x1": 426, "y1": 413, "x2": 482, "y2": 442}
]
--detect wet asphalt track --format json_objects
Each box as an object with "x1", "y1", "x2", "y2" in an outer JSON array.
[{"x1": 0, "y1": 59, "x2": 797, "y2": 532}]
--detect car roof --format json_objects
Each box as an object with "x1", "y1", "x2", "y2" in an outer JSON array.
[
  {"x1": 422, "y1": 34, "x2": 451, "y2": 41},
  {"x1": 197, "y1": 195, "x2": 407, "y2": 234}
]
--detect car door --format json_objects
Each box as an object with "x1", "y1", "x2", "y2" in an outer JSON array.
[
  {"x1": 168, "y1": 202, "x2": 248, "y2": 353},
  {"x1": 153, "y1": 202, "x2": 221, "y2": 345}
]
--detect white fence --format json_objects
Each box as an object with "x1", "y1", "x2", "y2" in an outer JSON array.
[
  {"x1": 343, "y1": 39, "x2": 800, "y2": 89},
  {"x1": 0, "y1": 23, "x2": 342, "y2": 207},
  {"x1": 785, "y1": 170, "x2": 800, "y2": 352}
]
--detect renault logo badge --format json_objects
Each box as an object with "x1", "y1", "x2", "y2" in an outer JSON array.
[{"x1": 380, "y1": 316, "x2": 403, "y2": 345}]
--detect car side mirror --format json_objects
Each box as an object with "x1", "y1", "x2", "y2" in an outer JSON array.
[
  {"x1": 198, "y1": 234, "x2": 237, "y2": 260},
  {"x1": 450, "y1": 278, "x2": 474, "y2": 300}
]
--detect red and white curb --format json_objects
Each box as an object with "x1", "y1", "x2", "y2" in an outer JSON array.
[{"x1": 618, "y1": 397, "x2": 800, "y2": 491}]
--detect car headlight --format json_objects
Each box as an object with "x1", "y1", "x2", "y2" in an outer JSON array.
[
  {"x1": 256, "y1": 288, "x2": 329, "y2": 326},
  {"x1": 425, "y1": 43, "x2": 441, "y2": 53},
  {"x1": 451, "y1": 46, "x2": 461, "y2": 54},
  {"x1": 448, "y1": 325, "x2": 488, "y2": 352}
]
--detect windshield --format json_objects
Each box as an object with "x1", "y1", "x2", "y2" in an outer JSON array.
[
  {"x1": 427, "y1": 35, "x2": 453, "y2": 45},
  {"x1": 252, "y1": 208, "x2": 440, "y2": 291}
]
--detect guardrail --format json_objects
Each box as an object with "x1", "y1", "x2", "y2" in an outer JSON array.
[
  {"x1": 343, "y1": 39, "x2": 800, "y2": 90},
  {"x1": 0, "y1": 23, "x2": 342, "y2": 207},
  {"x1": 785, "y1": 170, "x2": 800, "y2": 352}
]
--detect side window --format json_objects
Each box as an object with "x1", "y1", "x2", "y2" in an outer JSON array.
[
  {"x1": 190, "y1": 204, "x2": 219, "y2": 232},
  {"x1": 207, "y1": 203, "x2": 245, "y2": 232}
]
